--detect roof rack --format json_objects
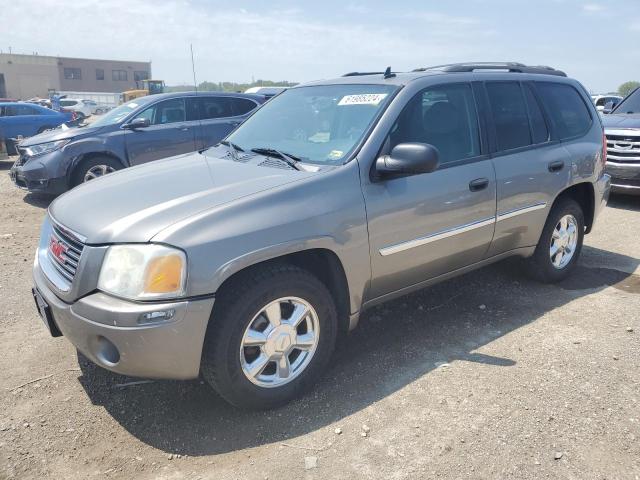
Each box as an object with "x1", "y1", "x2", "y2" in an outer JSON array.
[
  {"x1": 342, "y1": 71, "x2": 386, "y2": 77},
  {"x1": 412, "y1": 62, "x2": 567, "y2": 77}
]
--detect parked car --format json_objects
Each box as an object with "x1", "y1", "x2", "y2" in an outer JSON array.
[
  {"x1": 592, "y1": 94, "x2": 623, "y2": 113},
  {"x1": 57, "y1": 98, "x2": 93, "y2": 120},
  {"x1": 10, "y1": 91, "x2": 265, "y2": 194},
  {"x1": 31, "y1": 63, "x2": 609, "y2": 409},
  {"x1": 601, "y1": 86, "x2": 640, "y2": 194},
  {"x1": 0, "y1": 102, "x2": 73, "y2": 140}
]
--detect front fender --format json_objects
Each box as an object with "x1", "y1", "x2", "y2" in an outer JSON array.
[{"x1": 153, "y1": 161, "x2": 371, "y2": 315}]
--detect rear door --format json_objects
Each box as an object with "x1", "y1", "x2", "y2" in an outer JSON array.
[
  {"x1": 190, "y1": 95, "x2": 254, "y2": 150},
  {"x1": 485, "y1": 81, "x2": 577, "y2": 256},
  {"x1": 363, "y1": 82, "x2": 497, "y2": 299},
  {"x1": 125, "y1": 98, "x2": 197, "y2": 165}
]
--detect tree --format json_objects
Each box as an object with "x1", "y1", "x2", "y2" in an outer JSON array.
[{"x1": 618, "y1": 81, "x2": 640, "y2": 97}]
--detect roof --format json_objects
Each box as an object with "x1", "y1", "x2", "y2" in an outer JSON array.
[{"x1": 125, "y1": 91, "x2": 266, "y2": 104}]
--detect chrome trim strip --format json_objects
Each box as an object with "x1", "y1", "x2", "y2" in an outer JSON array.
[
  {"x1": 379, "y1": 217, "x2": 495, "y2": 256},
  {"x1": 497, "y1": 202, "x2": 547, "y2": 222},
  {"x1": 611, "y1": 183, "x2": 640, "y2": 190}
]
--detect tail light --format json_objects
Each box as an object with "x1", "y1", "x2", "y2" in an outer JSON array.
[{"x1": 601, "y1": 131, "x2": 607, "y2": 166}]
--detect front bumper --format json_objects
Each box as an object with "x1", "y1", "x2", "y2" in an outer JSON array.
[
  {"x1": 9, "y1": 151, "x2": 69, "y2": 195},
  {"x1": 33, "y1": 255, "x2": 215, "y2": 380},
  {"x1": 606, "y1": 161, "x2": 640, "y2": 195}
]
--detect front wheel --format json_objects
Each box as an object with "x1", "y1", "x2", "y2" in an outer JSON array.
[
  {"x1": 72, "y1": 156, "x2": 122, "y2": 187},
  {"x1": 526, "y1": 198, "x2": 585, "y2": 283},
  {"x1": 201, "y1": 264, "x2": 338, "y2": 409}
]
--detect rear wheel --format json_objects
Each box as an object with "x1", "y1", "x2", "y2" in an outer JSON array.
[
  {"x1": 72, "y1": 156, "x2": 122, "y2": 187},
  {"x1": 526, "y1": 198, "x2": 584, "y2": 283},
  {"x1": 201, "y1": 264, "x2": 338, "y2": 409}
]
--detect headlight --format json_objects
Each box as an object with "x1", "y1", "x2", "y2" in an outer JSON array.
[
  {"x1": 25, "y1": 139, "x2": 70, "y2": 157},
  {"x1": 98, "y1": 244, "x2": 187, "y2": 300}
]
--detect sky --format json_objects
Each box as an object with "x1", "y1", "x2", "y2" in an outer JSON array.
[{"x1": 2, "y1": 0, "x2": 639, "y2": 93}]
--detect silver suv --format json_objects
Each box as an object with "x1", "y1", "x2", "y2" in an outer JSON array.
[{"x1": 32, "y1": 63, "x2": 610, "y2": 409}]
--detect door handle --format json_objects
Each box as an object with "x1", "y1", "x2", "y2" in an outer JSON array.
[
  {"x1": 548, "y1": 160, "x2": 565, "y2": 172},
  {"x1": 469, "y1": 177, "x2": 489, "y2": 192}
]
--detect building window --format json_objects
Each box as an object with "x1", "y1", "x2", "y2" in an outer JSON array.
[
  {"x1": 134, "y1": 71, "x2": 149, "y2": 82},
  {"x1": 63, "y1": 68, "x2": 82, "y2": 80},
  {"x1": 112, "y1": 69, "x2": 128, "y2": 81},
  {"x1": 96, "y1": 69, "x2": 104, "y2": 80}
]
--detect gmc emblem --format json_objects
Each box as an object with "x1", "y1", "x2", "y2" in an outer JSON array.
[{"x1": 49, "y1": 236, "x2": 68, "y2": 263}]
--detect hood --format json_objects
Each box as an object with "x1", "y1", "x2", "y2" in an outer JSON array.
[
  {"x1": 601, "y1": 113, "x2": 640, "y2": 130},
  {"x1": 48, "y1": 148, "x2": 316, "y2": 244},
  {"x1": 19, "y1": 125, "x2": 103, "y2": 146}
]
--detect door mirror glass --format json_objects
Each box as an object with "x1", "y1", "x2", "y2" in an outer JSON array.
[
  {"x1": 376, "y1": 142, "x2": 440, "y2": 177},
  {"x1": 124, "y1": 117, "x2": 151, "y2": 129}
]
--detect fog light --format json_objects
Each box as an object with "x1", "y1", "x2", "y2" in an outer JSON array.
[{"x1": 138, "y1": 309, "x2": 175, "y2": 324}]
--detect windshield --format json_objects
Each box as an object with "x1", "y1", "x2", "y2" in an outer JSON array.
[
  {"x1": 613, "y1": 88, "x2": 640, "y2": 114},
  {"x1": 226, "y1": 84, "x2": 397, "y2": 165},
  {"x1": 90, "y1": 101, "x2": 142, "y2": 127}
]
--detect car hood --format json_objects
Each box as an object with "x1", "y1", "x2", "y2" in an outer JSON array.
[
  {"x1": 48, "y1": 150, "x2": 316, "y2": 244},
  {"x1": 601, "y1": 113, "x2": 640, "y2": 129},
  {"x1": 19, "y1": 125, "x2": 103, "y2": 146}
]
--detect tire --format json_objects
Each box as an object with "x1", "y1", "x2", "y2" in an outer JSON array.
[
  {"x1": 526, "y1": 197, "x2": 585, "y2": 283},
  {"x1": 201, "y1": 263, "x2": 338, "y2": 409},
  {"x1": 72, "y1": 156, "x2": 122, "y2": 187}
]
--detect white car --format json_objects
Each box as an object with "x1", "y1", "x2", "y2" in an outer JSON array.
[
  {"x1": 58, "y1": 99, "x2": 93, "y2": 119},
  {"x1": 591, "y1": 94, "x2": 623, "y2": 113}
]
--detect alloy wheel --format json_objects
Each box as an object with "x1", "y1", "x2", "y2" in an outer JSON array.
[
  {"x1": 549, "y1": 214, "x2": 578, "y2": 269},
  {"x1": 239, "y1": 297, "x2": 320, "y2": 388}
]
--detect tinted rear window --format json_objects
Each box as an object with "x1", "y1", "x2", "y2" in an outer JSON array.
[
  {"x1": 486, "y1": 82, "x2": 531, "y2": 151},
  {"x1": 232, "y1": 98, "x2": 258, "y2": 115},
  {"x1": 536, "y1": 83, "x2": 591, "y2": 140}
]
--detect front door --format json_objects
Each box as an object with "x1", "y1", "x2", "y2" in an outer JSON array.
[
  {"x1": 363, "y1": 83, "x2": 497, "y2": 299},
  {"x1": 125, "y1": 98, "x2": 197, "y2": 165}
]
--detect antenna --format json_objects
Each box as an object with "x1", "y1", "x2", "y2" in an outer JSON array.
[{"x1": 190, "y1": 44, "x2": 198, "y2": 93}]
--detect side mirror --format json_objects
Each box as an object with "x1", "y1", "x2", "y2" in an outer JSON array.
[
  {"x1": 376, "y1": 143, "x2": 440, "y2": 177},
  {"x1": 602, "y1": 101, "x2": 614, "y2": 114},
  {"x1": 123, "y1": 117, "x2": 150, "y2": 129}
]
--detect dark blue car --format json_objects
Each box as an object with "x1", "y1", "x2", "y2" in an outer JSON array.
[
  {"x1": 0, "y1": 102, "x2": 72, "y2": 139},
  {"x1": 9, "y1": 92, "x2": 265, "y2": 194}
]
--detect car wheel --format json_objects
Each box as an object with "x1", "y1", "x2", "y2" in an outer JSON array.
[
  {"x1": 526, "y1": 197, "x2": 584, "y2": 283},
  {"x1": 72, "y1": 156, "x2": 122, "y2": 187},
  {"x1": 201, "y1": 263, "x2": 338, "y2": 409}
]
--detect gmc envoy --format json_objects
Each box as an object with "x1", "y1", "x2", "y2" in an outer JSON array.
[{"x1": 31, "y1": 63, "x2": 610, "y2": 408}]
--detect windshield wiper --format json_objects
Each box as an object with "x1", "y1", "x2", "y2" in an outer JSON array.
[{"x1": 251, "y1": 147, "x2": 303, "y2": 171}]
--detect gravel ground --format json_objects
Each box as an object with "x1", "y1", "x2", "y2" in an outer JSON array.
[{"x1": 0, "y1": 159, "x2": 639, "y2": 480}]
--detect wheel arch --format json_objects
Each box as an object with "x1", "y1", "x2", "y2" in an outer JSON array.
[
  {"x1": 213, "y1": 248, "x2": 352, "y2": 336},
  {"x1": 68, "y1": 151, "x2": 126, "y2": 183},
  {"x1": 551, "y1": 182, "x2": 595, "y2": 233}
]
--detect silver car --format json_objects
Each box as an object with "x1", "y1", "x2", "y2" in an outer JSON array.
[{"x1": 31, "y1": 63, "x2": 610, "y2": 408}]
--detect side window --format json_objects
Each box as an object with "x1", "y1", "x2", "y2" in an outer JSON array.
[
  {"x1": 523, "y1": 84, "x2": 549, "y2": 144},
  {"x1": 486, "y1": 82, "x2": 531, "y2": 151},
  {"x1": 536, "y1": 83, "x2": 592, "y2": 140},
  {"x1": 195, "y1": 97, "x2": 234, "y2": 119},
  {"x1": 231, "y1": 98, "x2": 258, "y2": 116},
  {"x1": 389, "y1": 83, "x2": 481, "y2": 165},
  {"x1": 138, "y1": 99, "x2": 186, "y2": 125}
]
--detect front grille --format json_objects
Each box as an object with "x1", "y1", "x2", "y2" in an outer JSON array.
[
  {"x1": 47, "y1": 223, "x2": 85, "y2": 283},
  {"x1": 606, "y1": 133, "x2": 640, "y2": 163}
]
